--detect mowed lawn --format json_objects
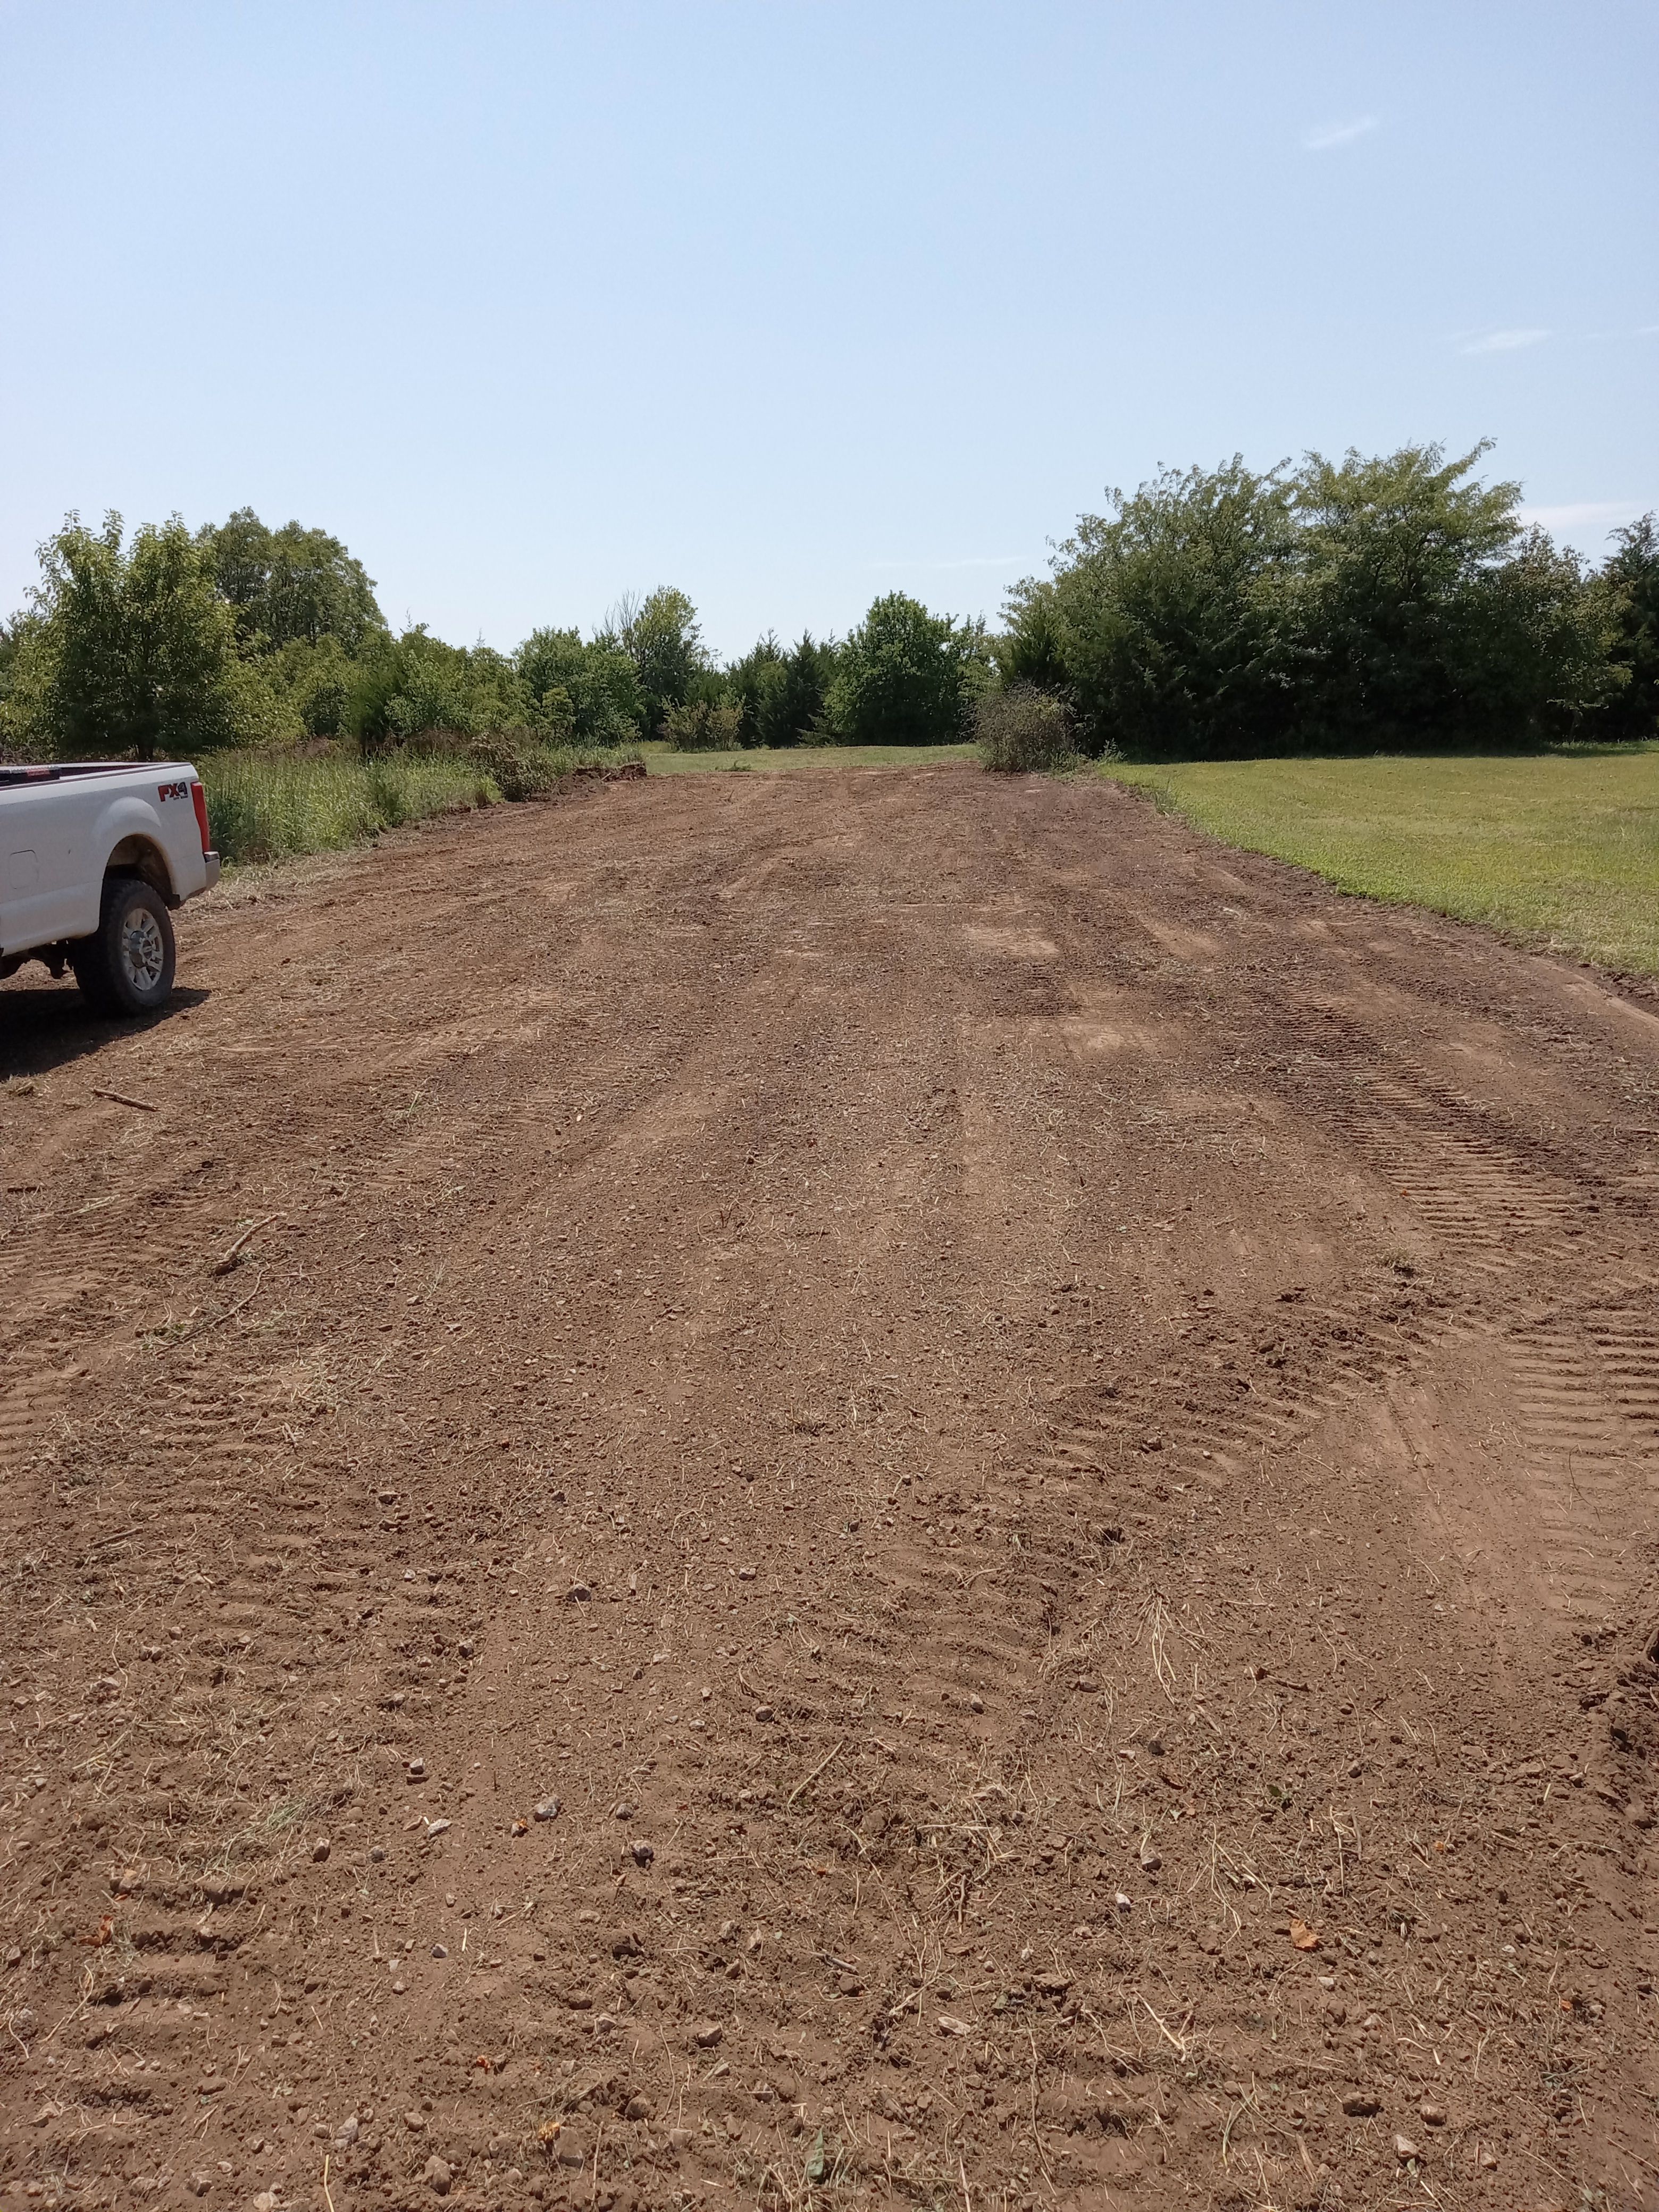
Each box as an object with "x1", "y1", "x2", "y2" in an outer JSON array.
[{"x1": 1110, "y1": 747, "x2": 1659, "y2": 975}]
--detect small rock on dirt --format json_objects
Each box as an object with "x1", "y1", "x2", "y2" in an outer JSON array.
[
  {"x1": 624, "y1": 2094, "x2": 651, "y2": 2121},
  {"x1": 1394, "y1": 2135, "x2": 1419, "y2": 2161},
  {"x1": 630, "y1": 1840, "x2": 655, "y2": 1866},
  {"x1": 534, "y1": 1797, "x2": 560, "y2": 1822},
  {"x1": 1342, "y1": 2093, "x2": 1381, "y2": 2117},
  {"x1": 312, "y1": 1838, "x2": 330, "y2": 1862},
  {"x1": 423, "y1": 2154, "x2": 452, "y2": 2195},
  {"x1": 406, "y1": 1758, "x2": 425, "y2": 1781},
  {"x1": 693, "y1": 2022, "x2": 723, "y2": 2047}
]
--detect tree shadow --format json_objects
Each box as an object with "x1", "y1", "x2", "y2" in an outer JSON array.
[{"x1": 0, "y1": 980, "x2": 211, "y2": 1083}]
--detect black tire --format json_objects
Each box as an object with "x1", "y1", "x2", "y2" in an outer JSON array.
[{"x1": 72, "y1": 875, "x2": 177, "y2": 1017}]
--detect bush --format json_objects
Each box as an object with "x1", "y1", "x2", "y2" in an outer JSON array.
[
  {"x1": 976, "y1": 685, "x2": 1078, "y2": 772},
  {"x1": 662, "y1": 698, "x2": 744, "y2": 751}
]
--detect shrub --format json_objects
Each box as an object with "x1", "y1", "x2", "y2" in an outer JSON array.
[
  {"x1": 662, "y1": 698, "x2": 744, "y2": 751},
  {"x1": 977, "y1": 685, "x2": 1078, "y2": 772}
]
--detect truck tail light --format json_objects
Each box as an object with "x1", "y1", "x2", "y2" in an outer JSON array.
[{"x1": 191, "y1": 780, "x2": 212, "y2": 853}]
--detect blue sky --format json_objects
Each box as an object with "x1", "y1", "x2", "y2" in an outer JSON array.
[{"x1": 1, "y1": 1, "x2": 1654, "y2": 659}]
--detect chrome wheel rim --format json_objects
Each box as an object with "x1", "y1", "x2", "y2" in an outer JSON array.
[{"x1": 120, "y1": 909, "x2": 165, "y2": 993}]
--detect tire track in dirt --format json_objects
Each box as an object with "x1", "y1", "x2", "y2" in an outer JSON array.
[{"x1": 4, "y1": 769, "x2": 1659, "y2": 2211}]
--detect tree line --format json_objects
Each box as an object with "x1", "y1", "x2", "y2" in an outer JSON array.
[
  {"x1": 0, "y1": 509, "x2": 990, "y2": 760},
  {"x1": 0, "y1": 443, "x2": 1654, "y2": 765}
]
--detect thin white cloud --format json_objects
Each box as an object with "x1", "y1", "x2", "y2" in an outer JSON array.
[
  {"x1": 1303, "y1": 116, "x2": 1378, "y2": 152},
  {"x1": 1459, "y1": 327, "x2": 1549, "y2": 355}
]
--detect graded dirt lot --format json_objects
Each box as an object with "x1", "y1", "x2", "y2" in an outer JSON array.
[{"x1": 2, "y1": 766, "x2": 1657, "y2": 2212}]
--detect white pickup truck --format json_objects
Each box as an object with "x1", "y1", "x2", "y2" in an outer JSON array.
[{"x1": 0, "y1": 761, "x2": 221, "y2": 1015}]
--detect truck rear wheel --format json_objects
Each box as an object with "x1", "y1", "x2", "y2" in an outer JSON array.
[{"x1": 73, "y1": 875, "x2": 177, "y2": 1016}]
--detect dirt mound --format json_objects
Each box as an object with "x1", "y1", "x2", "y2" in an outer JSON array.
[{"x1": 2, "y1": 768, "x2": 1655, "y2": 2209}]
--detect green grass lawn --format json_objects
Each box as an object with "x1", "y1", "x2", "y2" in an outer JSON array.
[
  {"x1": 642, "y1": 739, "x2": 975, "y2": 774},
  {"x1": 1108, "y1": 746, "x2": 1659, "y2": 974}
]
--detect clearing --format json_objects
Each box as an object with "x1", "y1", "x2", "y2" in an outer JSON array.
[{"x1": 2, "y1": 768, "x2": 1656, "y2": 2211}]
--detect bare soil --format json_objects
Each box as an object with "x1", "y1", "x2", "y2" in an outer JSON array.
[{"x1": 3, "y1": 767, "x2": 1657, "y2": 2212}]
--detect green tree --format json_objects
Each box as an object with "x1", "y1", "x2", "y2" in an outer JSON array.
[
  {"x1": 198, "y1": 508, "x2": 386, "y2": 653},
  {"x1": 515, "y1": 627, "x2": 643, "y2": 744},
  {"x1": 726, "y1": 633, "x2": 785, "y2": 747},
  {"x1": 265, "y1": 635, "x2": 361, "y2": 739},
  {"x1": 1601, "y1": 514, "x2": 1659, "y2": 739},
  {"x1": 769, "y1": 631, "x2": 840, "y2": 746},
  {"x1": 826, "y1": 594, "x2": 988, "y2": 747},
  {"x1": 605, "y1": 587, "x2": 709, "y2": 734},
  {"x1": 13, "y1": 513, "x2": 284, "y2": 759},
  {"x1": 1030, "y1": 459, "x2": 1302, "y2": 759},
  {"x1": 346, "y1": 629, "x2": 531, "y2": 748},
  {"x1": 1020, "y1": 445, "x2": 1615, "y2": 758},
  {"x1": 1291, "y1": 442, "x2": 1609, "y2": 745}
]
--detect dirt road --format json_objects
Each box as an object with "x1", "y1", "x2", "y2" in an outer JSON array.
[{"x1": 3, "y1": 766, "x2": 1656, "y2": 2212}]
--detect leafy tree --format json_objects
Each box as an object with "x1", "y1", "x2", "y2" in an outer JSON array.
[
  {"x1": 1291, "y1": 442, "x2": 1610, "y2": 746},
  {"x1": 1601, "y1": 514, "x2": 1659, "y2": 739},
  {"x1": 347, "y1": 629, "x2": 530, "y2": 748},
  {"x1": 516, "y1": 626, "x2": 643, "y2": 745},
  {"x1": 1030, "y1": 459, "x2": 1302, "y2": 760},
  {"x1": 198, "y1": 508, "x2": 386, "y2": 653},
  {"x1": 1018, "y1": 446, "x2": 1615, "y2": 758},
  {"x1": 826, "y1": 593, "x2": 988, "y2": 747},
  {"x1": 11, "y1": 513, "x2": 284, "y2": 759},
  {"x1": 605, "y1": 586, "x2": 709, "y2": 734},
  {"x1": 264, "y1": 636, "x2": 360, "y2": 740}
]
